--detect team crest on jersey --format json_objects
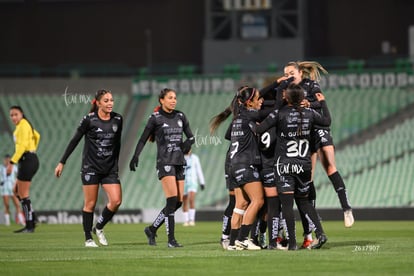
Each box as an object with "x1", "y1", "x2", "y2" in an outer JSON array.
[
  {"x1": 177, "y1": 119, "x2": 183, "y2": 128},
  {"x1": 112, "y1": 124, "x2": 118, "y2": 132},
  {"x1": 164, "y1": 165, "x2": 171, "y2": 172}
]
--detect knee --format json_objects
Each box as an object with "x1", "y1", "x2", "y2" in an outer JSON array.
[
  {"x1": 110, "y1": 198, "x2": 122, "y2": 210},
  {"x1": 165, "y1": 196, "x2": 178, "y2": 214},
  {"x1": 83, "y1": 200, "x2": 97, "y2": 212},
  {"x1": 254, "y1": 198, "x2": 265, "y2": 210}
]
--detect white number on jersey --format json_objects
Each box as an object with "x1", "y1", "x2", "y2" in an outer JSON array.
[
  {"x1": 230, "y1": 141, "x2": 239, "y2": 159},
  {"x1": 286, "y1": 139, "x2": 309, "y2": 158}
]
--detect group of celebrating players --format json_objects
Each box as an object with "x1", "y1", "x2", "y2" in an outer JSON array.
[
  {"x1": 212, "y1": 61, "x2": 354, "y2": 251},
  {"x1": 9, "y1": 58, "x2": 353, "y2": 249}
]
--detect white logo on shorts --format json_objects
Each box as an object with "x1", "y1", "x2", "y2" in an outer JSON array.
[
  {"x1": 164, "y1": 166, "x2": 171, "y2": 172},
  {"x1": 85, "y1": 175, "x2": 91, "y2": 182}
]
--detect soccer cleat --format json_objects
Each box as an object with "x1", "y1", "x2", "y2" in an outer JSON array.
[
  {"x1": 268, "y1": 242, "x2": 287, "y2": 250},
  {"x1": 14, "y1": 227, "x2": 34, "y2": 233},
  {"x1": 144, "y1": 226, "x2": 157, "y2": 246},
  {"x1": 235, "y1": 239, "x2": 261, "y2": 250},
  {"x1": 277, "y1": 237, "x2": 289, "y2": 247},
  {"x1": 168, "y1": 239, "x2": 183, "y2": 248},
  {"x1": 301, "y1": 237, "x2": 313, "y2": 249},
  {"x1": 311, "y1": 234, "x2": 328, "y2": 249},
  {"x1": 183, "y1": 222, "x2": 189, "y2": 227},
  {"x1": 344, "y1": 209, "x2": 354, "y2": 228},
  {"x1": 220, "y1": 238, "x2": 230, "y2": 250},
  {"x1": 188, "y1": 221, "x2": 195, "y2": 226},
  {"x1": 93, "y1": 227, "x2": 108, "y2": 246},
  {"x1": 267, "y1": 243, "x2": 277, "y2": 250},
  {"x1": 258, "y1": 233, "x2": 267, "y2": 249},
  {"x1": 227, "y1": 244, "x2": 244, "y2": 251},
  {"x1": 85, "y1": 239, "x2": 99, "y2": 248}
]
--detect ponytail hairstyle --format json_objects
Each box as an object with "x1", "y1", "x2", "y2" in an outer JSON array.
[
  {"x1": 90, "y1": 89, "x2": 111, "y2": 113},
  {"x1": 154, "y1": 88, "x2": 176, "y2": 112},
  {"x1": 284, "y1": 84, "x2": 306, "y2": 137},
  {"x1": 209, "y1": 86, "x2": 256, "y2": 134},
  {"x1": 9, "y1": 105, "x2": 35, "y2": 134},
  {"x1": 286, "y1": 61, "x2": 328, "y2": 82}
]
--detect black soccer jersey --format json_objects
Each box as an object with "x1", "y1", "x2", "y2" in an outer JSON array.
[
  {"x1": 229, "y1": 106, "x2": 261, "y2": 166},
  {"x1": 300, "y1": 78, "x2": 331, "y2": 130},
  {"x1": 258, "y1": 85, "x2": 285, "y2": 168},
  {"x1": 133, "y1": 108, "x2": 194, "y2": 166},
  {"x1": 255, "y1": 102, "x2": 331, "y2": 175},
  {"x1": 60, "y1": 112, "x2": 123, "y2": 174}
]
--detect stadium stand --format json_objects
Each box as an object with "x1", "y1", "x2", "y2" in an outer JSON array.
[
  {"x1": 1, "y1": 84, "x2": 414, "y2": 212},
  {"x1": 314, "y1": 116, "x2": 414, "y2": 208}
]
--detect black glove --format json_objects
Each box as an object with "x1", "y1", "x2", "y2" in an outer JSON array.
[
  {"x1": 129, "y1": 156, "x2": 139, "y2": 171},
  {"x1": 180, "y1": 140, "x2": 192, "y2": 154},
  {"x1": 278, "y1": 76, "x2": 295, "y2": 90},
  {"x1": 200, "y1": 184, "x2": 205, "y2": 191}
]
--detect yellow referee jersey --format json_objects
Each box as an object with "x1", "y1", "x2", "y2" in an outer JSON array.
[{"x1": 11, "y1": 118, "x2": 40, "y2": 164}]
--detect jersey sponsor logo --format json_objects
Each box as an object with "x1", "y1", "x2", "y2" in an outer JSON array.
[
  {"x1": 112, "y1": 124, "x2": 118, "y2": 132},
  {"x1": 164, "y1": 165, "x2": 171, "y2": 172}
]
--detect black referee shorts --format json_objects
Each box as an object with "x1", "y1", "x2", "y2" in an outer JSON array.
[{"x1": 17, "y1": 152, "x2": 39, "y2": 181}]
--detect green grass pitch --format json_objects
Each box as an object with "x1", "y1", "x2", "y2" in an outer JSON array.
[{"x1": 0, "y1": 221, "x2": 413, "y2": 275}]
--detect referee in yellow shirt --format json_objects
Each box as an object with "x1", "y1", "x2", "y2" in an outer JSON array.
[{"x1": 9, "y1": 106, "x2": 40, "y2": 233}]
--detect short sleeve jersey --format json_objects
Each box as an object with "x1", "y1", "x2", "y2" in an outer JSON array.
[
  {"x1": 146, "y1": 109, "x2": 192, "y2": 166},
  {"x1": 229, "y1": 107, "x2": 261, "y2": 167}
]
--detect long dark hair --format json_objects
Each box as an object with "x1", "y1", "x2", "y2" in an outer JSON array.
[
  {"x1": 9, "y1": 105, "x2": 35, "y2": 134},
  {"x1": 149, "y1": 88, "x2": 177, "y2": 141},
  {"x1": 153, "y1": 88, "x2": 176, "y2": 112},
  {"x1": 209, "y1": 86, "x2": 256, "y2": 134},
  {"x1": 284, "y1": 84, "x2": 305, "y2": 137},
  {"x1": 90, "y1": 89, "x2": 111, "y2": 113}
]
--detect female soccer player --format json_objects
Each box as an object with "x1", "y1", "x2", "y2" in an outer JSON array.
[
  {"x1": 210, "y1": 86, "x2": 264, "y2": 250},
  {"x1": 209, "y1": 117, "x2": 235, "y2": 249},
  {"x1": 55, "y1": 89, "x2": 123, "y2": 247},
  {"x1": 253, "y1": 84, "x2": 331, "y2": 250},
  {"x1": 129, "y1": 88, "x2": 194, "y2": 248},
  {"x1": 182, "y1": 148, "x2": 205, "y2": 226},
  {"x1": 9, "y1": 105, "x2": 40, "y2": 233},
  {"x1": 1, "y1": 154, "x2": 25, "y2": 226},
  {"x1": 283, "y1": 61, "x2": 354, "y2": 246}
]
